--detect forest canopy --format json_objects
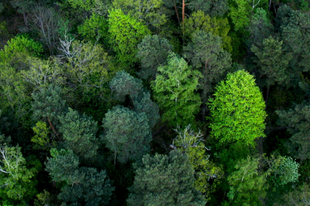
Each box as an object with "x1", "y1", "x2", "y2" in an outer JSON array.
[{"x1": 0, "y1": 0, "x2": 310, "y2": 205}]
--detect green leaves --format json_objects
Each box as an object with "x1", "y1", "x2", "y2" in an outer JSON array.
[
  {"x1": 127, "y1": 150, "x2": 206, "y2": 206},
  {"x1": 102, "y1": 105, "x2": 152, "y2": 164},
  {"x1": 209, "y1": 70, "x2": 267, "y2": 146},
  {"x1": 108, "y1": 8, "x2": 151, "y2": 67},
  {"x1": 152, "y1": 52, "x2": 202, "y2": 127}
]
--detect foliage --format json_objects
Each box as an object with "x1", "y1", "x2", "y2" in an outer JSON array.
[
  {"x1": 108, "y1": 8, "x2": 151, "y2": 66},
  {"x1": 0, "y1": 35, "x2": 43, "y2": 62},
  {"x1": 280, "y1": 183, "x2": 310, "y2": 206},
  {"x1": 152, "y1": 52, "x2": 202, "y2": 127},
  {"x1": 276, "y1": 102, "x2": 310, "y2": 160},
  {"x1": 187, "y1": 0, "x2": 229, "y2": 17},
  {"x1": 209, "y1": 70, "x2": 267, "y2": 146},
  {"x1": 58, "y1": 107, "x2": 98, "y2": 160},
  {"x1": 127, "y1": 150, "x2": 206, "y2": 205},
  {"x1": 172, "y1": 125, "x2": 223, "y2": 200},
  {"x1": 112, "y1": 0, "x2": 168, "y2": 31},
  {"x1": 31, "y1": 121, "x2": 53, "y2": 151},
  {"x1": 46, "y1": 149, "x2": 114, "y2": 205},
  {"x1": 183, "y1": 31, "x2": 232, "y2": 117},
  {"x1": 31, "y1": 84, "x2": 67, "y2": 128},
  {"x1": 78, "y1": 13, "x2": 109, "y2": 45},
  {"x1": 251, "y1": 36, "x2": 293, "y2": 87},
  {"x1": 101, "y1": 105, "x2": 152, "y2": 164},
  {"x1": 269, "y1": 156, "x2": 300, "y2": 186},
  {"x1": 0, "y1": 144, "x2": 41, "y2": 201},
  {"x1": 136, "y1": 35, "x2": 173, "y2": 80},
  {"x1": 226, "y1": 156, "x2": 269, "y2": 206},
  {"x1": 183, "y1": 11, "x2": 232, "y2": 52}
]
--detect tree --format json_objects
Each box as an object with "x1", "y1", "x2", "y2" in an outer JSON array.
[
  {"x1": 0, "y1": 35, "x2": 43, "y2": 63},
  {"x1": 276, "y1": 103, "x2": 310, "y2": 161},
  {"x1": 58, "y1": 108, "x2": 98, "y2": 160},
  {"x1": 127, "y1": 150, "x2": 206, "y2": 205},
  {"x1": 228, "y1": 0, "x2": 268, "y2": 31},
  {"x1": 30, "y1": 5, "x2": 61, "y2": 54},
  {"x1": 208, "y1": 70, "x2": 267, "y2": 146},
  {"x1": 136, "y1": 35, "x2": 173, "y2": 80},
  {"x1": 152, "y1": 52, "x2": 202, "y2": 127},
  {"x1": 183, "y1": 11, "x2": 232, "y2": 52},
  {"x1": 10, "y1": 0, "x2": 35, "y2": 28},
  {"x1": 172, "y1": 125, "x2": 223, "y2": 200},
  {"x1": 226, "y1": 156, "x2": 269, "y2": 206},
  {"x1": 276, "y1": 5, "x2": 310, "y2": 85},
  {"x1": 112, "y1": 0, "x2": 169, "y2": 31},
  {"x1": 247, "y1": 8, "x2": 273, "y2": 48},
  {"x1": 108, "y1": 8, "x2": 151, "y2": 66},
  {"x1": 183, "y1": 31, "x2": 232, "y2": 118},
  {"x1": 251, "y1": 36, "x2": 293, "y2": 87},
  {"x1": 31, "y1": 84, "x2": 67, "y2": 136},
  {"x1": 45, "y1": 149, "x2": 114, "y2": 205},
  {"x1": 187, "y1": 0, "x2": 229, "y2": 17},
  {"x1": 101, "y1": 105, "x2": 152, "y2": 165},
  {"x1": 0, "y1": 144, "x2": 41, "y2": 202},
  {"x1": 109, "y1": 71, "x2": 160, "y2": 128}
]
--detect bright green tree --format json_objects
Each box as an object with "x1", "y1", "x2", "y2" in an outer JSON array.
[
  {"x1": 172, "y1": 125, "x2": 223, "y2": 200},
  {"x1": 209, "y1": 70, "x2": 267, "y2": 146},
  {"x1": 58, "y1": 108, "x2": 98, "y2": 160},
  {"x1": 136, "y1": 35, "x2": 173, "y2": 80},
  {"x1": 183, "y1": 11, "x2": 232, "y2": 52},
  {"x1": 108, "y1": 8, "x2": 151, "y2": 66},
  {"x1": 101, "y1": 105, "x2": 152, "y2": 165},
  {"x1": 152, "y1": 52, "x2": 202, "y2": 127},
  {"x1": 45, "y1": 149, "x2": 114, "y2": 205},
  {"x1": 127, "y1": 150, "x2": 206, "y2": 205},
  {"x1": 183, "y1": 31, "x2": 232, "y2": 118},
  {"x1": 0, "y1": 35, "x2": 43, "y2": 63}
]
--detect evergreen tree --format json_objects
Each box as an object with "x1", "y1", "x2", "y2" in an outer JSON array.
[
  {"x1": 187, "y1": 0, "x2": 229, "y2": 17},
  {"x1": 209, "y1": 70, "x2": 267, "y2": 146},
  {"x1": 101, "y1": 105, "x2": 152, "y2": 165},
  {"x1": 127, "y1": 150, "x2": 206, "y2": 205},
  {"x1": 58, "y1": 108, "x2": 98, "y2": 160},
  {"x1": 183, "y1": 31, "x2": 232, "y2": 118},
  {"x1": 136, "y1": 35, "x2": 173, "y2": 80},
  {"x1": 46, "y1": 149, "x2": 114, "y2": 205},
  {"x1": 276, "y1": 103, "x2": 310, "y2": 160}
]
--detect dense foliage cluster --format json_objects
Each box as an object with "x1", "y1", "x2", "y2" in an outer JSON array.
[{"x1": 0, "y1": 0, "x2": 309, "y2": 205}]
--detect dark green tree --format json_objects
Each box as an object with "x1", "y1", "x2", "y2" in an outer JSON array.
[
  {"x1": 136, "y1": 35, "x2": 173, "y2": 80},
  {"x1": 31, "y1": 84, "x2": 67, "y2": 136},
  {"x1": 46, "y1": 149, "x2": 114, "y2": 205},
  {"x1": 101, "y1": 105, "x2": 152, "y2": 165},
  {"x1": 127, "y1": 150, "x2": 206, "y2": 205},
  {"x1": 187, "y1": 0, "x2": 229, "y2": 17},
  {"x1": 152, "y1": 52, "x2": 202, "y2": 127},
  {"x1": 276, "y1": 103, "x2": 310, "y2": 160},
  {"x1": 109, "y1": 71, "x2": 160, "y2": 128},
  {"x1": 208, "y1": 70, "x2": 267, "y2": 146},
  {"x1": 58, "y1": 108, "x2": 98, "y2": 160},
  {"x1": 183, "y1": 31, "x2": 232, "y2": 118},
  {"x1": 251, "y1": 36, "x2": 293, "y2": 87}
]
